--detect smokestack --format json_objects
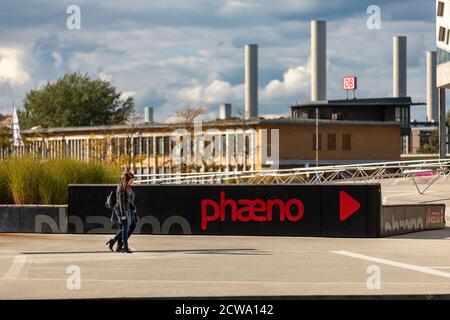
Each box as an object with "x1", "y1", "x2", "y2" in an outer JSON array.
[
  {"x1": 245, "y1": 44, "x2": 258, "y2": 119},
  {"x1": 144, "y1": 107, "x2": 153, "y2": 123},
  {"x1": 393, "y1": 36, "x2": 407, "y2": 97},
  {"x1": 427, "y1": 51, "x2": 438, "y2": 122},
  {"x1": 219, "y1": 103, "x2": 232, "y2": 120},
  {"x1": 311, "y1": 20, "x2": 327, "y2": 102}
]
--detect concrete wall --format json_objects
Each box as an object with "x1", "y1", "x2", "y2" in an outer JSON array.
[
  {"x1": 0, "y1": 205, "x2": 67, "y2": 233},
  {"x1": 437, "y1": 61, "x2": 450, "y2": 88},
  {"x1": 380, "y1": 204, "x2": 445, "y2": 237}
]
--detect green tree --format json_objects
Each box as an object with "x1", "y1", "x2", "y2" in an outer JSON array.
[
  {"x1": 0, "y1": 114, "x2": 12, "y2": 149},
  {"x1": 419, "y1": 130, "x2": 439, "y2": 154},
  {"x1": 18, "y1": 72, "x2": 135, "y2": 128}
]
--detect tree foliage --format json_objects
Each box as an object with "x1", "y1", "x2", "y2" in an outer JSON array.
[
  {"x1": 174, "y1": 106, "x2": 206, "y2": 126},
  {"x1": 18, "y1": 72, "x2": 135, "y2": 128},
  {"x1": 419, "y1": 130, "x2": 439, "y2": 154}
]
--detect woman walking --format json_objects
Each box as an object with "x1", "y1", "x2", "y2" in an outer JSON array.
[{"x1": 106, "y1": 172, "x2": 136, "y2": 253}]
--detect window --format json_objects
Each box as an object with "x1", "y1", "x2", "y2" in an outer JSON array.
[
  {"x1": 313, "y1": 133, "x2": 322, "y2": 151},
  {"x1": 327, "y1": 134, "x2": 336, "y2": 151},
  {"x1": 438, "y1": 1, "x2": 445, "y2": 17},
  {"x1": 141, "y1": 137, "x2": 148, "y2": 156},
  {"x1": 447, "y1": 29, "x2": 450, "y2": 45},
  {"x1": 133, "y1": 137, "x2": 140, "y2": 156},
  {"x1": 164, "y1": 137, "x2": 170, "y2": 155},
  {"x1": 343, "y1": 134, "x2": 352, "y2": 151},
  {"x1": 439, "y1": 26, "x2": 446, "y2": 42}
]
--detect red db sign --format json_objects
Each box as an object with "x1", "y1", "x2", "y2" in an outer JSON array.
[{"x1": 343, "y1": 76, "x2": 357, "y2": 90}]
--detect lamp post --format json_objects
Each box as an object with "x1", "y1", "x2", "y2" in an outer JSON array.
[{"x1": 315, "y1": 107, "x2": 319, "y2": 167}]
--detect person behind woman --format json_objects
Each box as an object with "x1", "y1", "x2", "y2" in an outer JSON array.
[
  {"x1": 115, "y1": 181, "x2": 137, "y2": 252},
  {"x1": 106, "y1": 172, "x2": 136, "y2": 253}
]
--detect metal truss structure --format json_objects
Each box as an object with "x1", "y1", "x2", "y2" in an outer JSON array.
[{"x1": 135, "y1": 159, "x2": 450, "y2": 190}]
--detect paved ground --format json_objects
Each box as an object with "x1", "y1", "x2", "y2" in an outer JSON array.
[{"x1": 1, "y1": 177, "x2": 450, "y2": 299}]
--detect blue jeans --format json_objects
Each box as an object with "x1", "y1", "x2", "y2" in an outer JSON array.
[{"x1": 113, "y1": 209, "x2": 133, "y2": 249}]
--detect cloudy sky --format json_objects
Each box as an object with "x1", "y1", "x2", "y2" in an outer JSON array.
[{"x1": 0, "y1": 0, "x2": 438, "y2": 122}]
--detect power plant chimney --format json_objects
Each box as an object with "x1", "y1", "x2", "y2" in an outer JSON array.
[
  {"x1": 427, "y1": 51, "x2": 438, "y2": 122},
  {"x1": 144, "y1": 107, "x2": 153, "y2": 123},
  {"x1": 245, "y1": 44, "x2": 258, "y2": 120},
  {"x1": 219, "y1": 103, "x2": 232, "y2": 120},
  {"x1": 311, "y1": 20, "x2": 327, "y2": 101},
  {"x1": 393, "y1": 36, "x2": 407, "y2": 97}
]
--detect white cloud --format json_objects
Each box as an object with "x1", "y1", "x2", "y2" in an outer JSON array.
[
  {"x1": 0, "y1": 48, "x2": 30, "y2": 85},
  {"x1": 51, "y1": 51, "x2": 63, "y2": 68},
  {"x1": 0, "y1": 0, "x2": 439, "y2": 122},
  {"x1": 176, "y1": 80, "x2": 243, "y2": 105},
  {"x1": 99, "y1": 71, "x2": 112, "y2": 82},
  {"x1": 262, "y1": 62, "x2": 310, "y2": 101},
  {"x1": 120, "y1": 91, "x2": 137, "y2": 100}
]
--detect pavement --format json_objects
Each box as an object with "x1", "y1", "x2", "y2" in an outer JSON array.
[{"x1": 1, "y1": 177, "x2": 450, "y2": 299}]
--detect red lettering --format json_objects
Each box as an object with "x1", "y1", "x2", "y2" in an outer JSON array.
[
  {"x1": 285, "y1": 199, "x2": 304, "y2": 222},
  {"x1": 201, "y1": 199, "x2": 220, "y2": 230},
  {"x1": 267, "y1": 199, "x2": 284, "y2": 222},
  {"x1": 220, "y1": 191, "x2": 235, "y2": 222},
  {"x1": 251, "y1": 199, "x2": 267, "y2": 222},
  {"x1": 200, "y1": 192, "x2": 305, "y2": 230},
  {"x1": 237, "y1": 200, "x2": 253, "y2": 222}
]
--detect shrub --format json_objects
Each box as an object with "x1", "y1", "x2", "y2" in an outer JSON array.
[{"x1": 0, "y1": 157, "x2": 121, "y2": 204}]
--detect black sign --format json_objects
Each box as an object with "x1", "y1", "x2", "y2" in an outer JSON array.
[{"x1": 68, "y1": 183, "x2": 383, "y2": 237}]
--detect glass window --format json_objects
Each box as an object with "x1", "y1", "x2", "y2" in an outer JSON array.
[
  {"x1": 164, "y1": 137, "x2": 170, "y2": 155},
  {"x1": 437, "y1": 47, "x2": 450, "y2": 64},
  {"x1": 439, "y1": 27, "x2": 446, "y2": 42},
  {"x1": 141, "y1": 137, "x2": 148, "y2": 156},
  {"x1": 395, "y1": 107, "x2": 401, "y2": 122},
  {"x1": 438, "y1": 1, "x2": 445, "y2": 16}
]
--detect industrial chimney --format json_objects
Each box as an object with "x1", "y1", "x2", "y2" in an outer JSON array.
[
  {"x1": 144, "y1": 107, "x2": 153, "y2": 123},
  {"x1": 311, "y1": 20, "x2": 327, "y2": 102},
  {"x1": 393, "y1": 36, "x2": 407, "y2": 97},
  {"x1": 427, "y1": 51, "x2": 438, "y2": 122},
  {"x1": 219, "y1": 103, "x2": 232, "y2": 120},
  {"x1": 245, "y1": 44, "x2": 258, "y2": 120}
]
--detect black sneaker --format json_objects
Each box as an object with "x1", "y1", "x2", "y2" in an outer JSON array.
[{"x1": 122, "y1": 248, "x2": 133, "y2": 253}]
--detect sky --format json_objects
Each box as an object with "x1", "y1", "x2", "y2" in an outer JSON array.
[{"x1": 0, "y1": 0, "x2": 439, "y2": 122}]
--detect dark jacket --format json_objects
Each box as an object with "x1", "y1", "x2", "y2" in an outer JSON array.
[{"x1": 115, "y1": 185, "x2": 136, "y2": 217}]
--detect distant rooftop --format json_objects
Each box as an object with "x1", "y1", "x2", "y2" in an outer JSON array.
[
  {"x1": 21, "y1": 118, "x2": 400, "y2": 135},
  {"x1": 291, "y1": 97, "x2": 416, "y2": 108}
]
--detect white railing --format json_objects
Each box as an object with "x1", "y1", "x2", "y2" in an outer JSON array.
[{"x1": 134, "y1": 159, "x2": 450, "y2": 186}]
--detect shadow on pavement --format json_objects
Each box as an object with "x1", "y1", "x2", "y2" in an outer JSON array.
[
  {"x1": 389, "y1": 227, "x2": 450, "y2": 240},
  {"x1": 21, "y1": 248, "x2": 272, "y2": 256}
]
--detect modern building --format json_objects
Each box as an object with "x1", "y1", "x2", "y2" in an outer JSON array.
[
  {"x1": 291, "y1": 97, "x2": 413, "y2": 153},
  {"x1": 8, "y1": 118, "x2": 401, "y2": 177},
  {"x1": 436, "y1": 0, "x2": 450, "y2": 158}
]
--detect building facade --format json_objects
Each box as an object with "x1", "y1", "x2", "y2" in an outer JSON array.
[
  {"x1": 1, "y1": 119, "x2": 401, "y2": 177},
  {"x1": 291, "y1": 97, "x2": 412, "y2": 153}
]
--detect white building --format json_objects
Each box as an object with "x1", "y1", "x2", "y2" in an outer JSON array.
[{"x1": 436, "y1": 0, "x2": 450, "y2": 157}]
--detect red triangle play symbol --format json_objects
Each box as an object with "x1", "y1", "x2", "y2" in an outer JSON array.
[{"x1": 340, "y1": 191, "x2": 360, "y2": 222}]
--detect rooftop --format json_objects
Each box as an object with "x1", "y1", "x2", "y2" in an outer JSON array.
[
  {"x1": 291, "y1": 97, "x2": 415, "y2": 108},
  {"x1": 21, "y1": 118, "x2": 400, "y2": 135}
]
